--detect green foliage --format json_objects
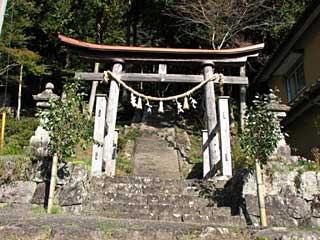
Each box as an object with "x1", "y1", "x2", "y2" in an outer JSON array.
[
  {"x1": 315, "y1": 114, "x2": 320, "y2": 136},
  {"x1": 270, "y1": 0, "x2": 312, "y2": 39},
  {"x1": 311, "y1": 147, "x2": 320, "y2": 166},
  {"x1": 31, "y1": 204, "x2": 46, "y2": 214},
  {"x1": 39, "y1": 81, "x2": 92, "y2": 161},
  {"x1": 230, "y1": 121, "x2": 252, "y2": 171},
  {"x1": 116, "y1": 128, "x2": 140, "y2": 175},
  {"x1": 50, "y1": 205, "x2": 61, "y2": 214},
  {"x1": 255, "y1": 237, "x2": 269, "y2": 240},
  {"x1": 0, "y1": 0, "x2": 46, "y2": 77},
  {"x1": 240, "y1": 91, "x2": 282, "y2": 166},
  {"x1": 1, "y1": 117, "x2": 38, "y2": 155},
  {"x1": 298, "y1": 158, "x2": 320, "y2": 172},
  {"x1": 117, "y1": 128, "x2": 141, "y2": 151},
  {"x1": 232, "y1": 134, "x2": 252, "y2": 171},
  {"x1": 117, "y1": 156, "x2": 133, "y2": 175},
  {"x1": 98, "y1": 222, "x2": 113, "y2": 238},
  {"x1": 188, "y1": 134, "x2": 202, "y2": 164},
  {"x1": 0, "y1": 203, "x2": 9, "y2": 209}
]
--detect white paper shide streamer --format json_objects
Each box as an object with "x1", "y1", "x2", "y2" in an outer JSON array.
[
  {"x1": 130, "y1": 93, "x2": 137, "y2": 108},
  {"x1": 176, "y1": 99, "x2": 184, "y2": 114}
]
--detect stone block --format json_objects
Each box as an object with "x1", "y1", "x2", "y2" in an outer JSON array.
[
  {"x1": 311, "y1": 194, "x2": 320, "y2": 218},
  {"x1": 158, "y1": 212, "x2": 182, "y2": 222},
  {"x1": 0, "y1": 181, "x2": 37, "y2": 204},
  {"x1": 245, "y1": 194, "x2": 301, "y2": 227},
  {"x1": 299, "y1": 171, "x2": 319, "y2": 201},
  {"x1": 182, "y1": 214, "x2": 210, "y2": 223},
  {"x1": 242, "y1": 174, "x2": 256, "y2": 195},
  {"x1": 30, "y1": 126, "x2": 50, "y2": 157},
  {"x1": 52, "y1": 227, "x2": 102, "y2": 240},
  {"x1": 285, "y1": 195, "x2": 310, "y2": 219},
  {"x1": 31, "y1": 182, "x2": 47, "y2": 204},
  {"x1": 200, "y1": 227, "x2": 235, "y2": 240},
  {"x1": 209, "y1": 215, "x2": 244, "y2": 226},
  {"x1": 0, "y1": 224, "x2": 51, "y2": 240},
  {"x1": 58, "y1": 182, "x2": 85, "y2": 206},
  {"x1": 70, "y1": 164, "x2": 89, "y2": 183},
  {"x1": 0, "y1": 156, "x2": 32, "y2": 184},
  {"x1": 310, "y1": 217, "x2": 320, "y2": 227},
  {"x1": 61, "y1": 205, "x2": 82, "y2": 215},
  {"x1": 269, "y1": 170, "x2": 298, "y2": 195},
  {"x1": 255, "y1": 227, "x2": 320, "y2": 240},
  {"x1": 244, "y1": 194, "x2": 259, "y2": 216}
]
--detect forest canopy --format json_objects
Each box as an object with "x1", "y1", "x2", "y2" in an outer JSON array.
[{"x1": 0, "y1": 0, "x2": 312, "y2": 101}]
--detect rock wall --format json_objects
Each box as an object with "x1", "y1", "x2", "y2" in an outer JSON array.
[
  {"x1": 239, "y1": 164, "x2": 320, "y2": 227},
  {"x1": 0, "y1": 158, "x2": 90, "y2": 213}
]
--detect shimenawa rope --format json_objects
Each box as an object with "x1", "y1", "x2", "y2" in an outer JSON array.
[{"x1": 103, "y1": 70, "x2": 224, "y2": 102}]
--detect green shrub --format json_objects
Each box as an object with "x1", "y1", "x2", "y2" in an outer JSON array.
[
  {"x1": 50, "y1": 205, "x2": 61, "y2": 214},
  {"x1": 116, "y1": 127, "x2": 140, "y2": 175},
  {"x1": 189, "y1": 134, "x2": 202, "y2": 164},
  {"x1": 240, "y1": 91, "x2": 282, "y2": 166},
  {"x1": 1, "y1": 117, "x2": 38, "y2": 155},
  {"x1": 39, "y1": 81, "x2": 92, "y2": 160},
  {"x1": 117, "y1": 156, "x2": 133, "y2": 175},
  {"x1": 232, "y1": 134, "x2": 252, "y2": 171},
  {"x1": 118, "y1": 128, "x2": 140, "y2": 151},
  {"x1": 298, "y1": 158, "x2": 320, "y2": 172}
]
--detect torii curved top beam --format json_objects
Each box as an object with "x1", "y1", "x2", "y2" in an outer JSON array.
[{"x1": 59, "y1": 34, "x2": 264, "y2": 64}]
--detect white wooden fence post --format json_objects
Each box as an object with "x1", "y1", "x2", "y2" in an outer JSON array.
[
  {"x1": 218, "y1": 96, "x2": 232, "y2": 177},
  {"x1": 202, "y1": 130, "x2": 210, "y2": 178},
  {"x1": 91, "y1": 94, "x2": 107, "y2": 175}
]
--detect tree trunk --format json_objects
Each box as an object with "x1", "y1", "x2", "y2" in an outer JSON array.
[
  {"x1": 16, "y1": 65, "x2": 23, "y2": 121},
  {"x1": 47, "y1": 153, "x2": 58, "y2": 214},
  {"x1": 255, "y1": 158, "x2": 268, "y2": 227}
]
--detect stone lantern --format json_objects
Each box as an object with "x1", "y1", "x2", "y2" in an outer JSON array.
[
  {"x1": 30, "y1": 83, "x2": 59, "y2": 157},
  {"x1": 32, "y1": 82, "x2": 59, "y2": 107},
  {"x1": 269, "y1": 98, "x2": 291, "y2": 159}
]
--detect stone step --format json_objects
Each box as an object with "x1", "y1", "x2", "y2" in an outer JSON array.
[
  {"x1": 104, "y1": 227, "x2": 247, "y2": 240},
  {"x1": 0, "y1": 206, "x2": 250, "y2": 240},
  {"x1": 90, "y1": 176, "x2": 226, "y2": 196},
  {"x1": 91, "y1": 181, "x2": 200, "y2": 196},
  {"x1": 81, "y1": 176, "x2": 240, "y2": 227},
  {"x1": 84, "y1": 210, "x2": 244, "y2": 226},
  {"x1": 90, "y1": 175, "x2": 213, "y2": 187},
  {"x1": 86, "y1": 191, "x2": 215, "y2": 207},
  {"x1": 91, "y1": 175, "x2": 194, "y2": 187},
  {"x1": 85, "y1": 201, "x2": 232, "y2": 217},
  {"x1": 82, "y1": 200, "x2": 245, "y2": 226}
]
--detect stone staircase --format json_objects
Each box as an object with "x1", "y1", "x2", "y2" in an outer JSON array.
[{"x1": 82, "y1": 175, "x2": 245, "y2": 228}]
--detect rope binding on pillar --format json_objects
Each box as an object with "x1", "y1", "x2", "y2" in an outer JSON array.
[{"x1": 103, "y1": 70, "x2": 224, "y2": 114}]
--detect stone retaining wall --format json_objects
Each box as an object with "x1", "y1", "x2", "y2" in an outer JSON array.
[{"x1": 232, "y1": 166, "x2": 320, "y2": 227}]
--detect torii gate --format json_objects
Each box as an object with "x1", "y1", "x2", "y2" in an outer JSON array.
[{"x1": 59, "y1": 35, "x2": 264, "y2": 178}]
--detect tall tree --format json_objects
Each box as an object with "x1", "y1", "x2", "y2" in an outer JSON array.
[
  {"x1": 169, "y1": 0, "x2": 311, "y2": 49},
  {"x1": 0, "y1": 0, "x2": 46, "y2": 76}
]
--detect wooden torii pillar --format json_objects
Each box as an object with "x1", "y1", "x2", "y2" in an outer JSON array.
[
  {"x1": 203, "y1": 62, "x2": 219, "y2": 171},
  {"x1": 59, "y1": 35, "x2": 264, "y2": 177}
]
